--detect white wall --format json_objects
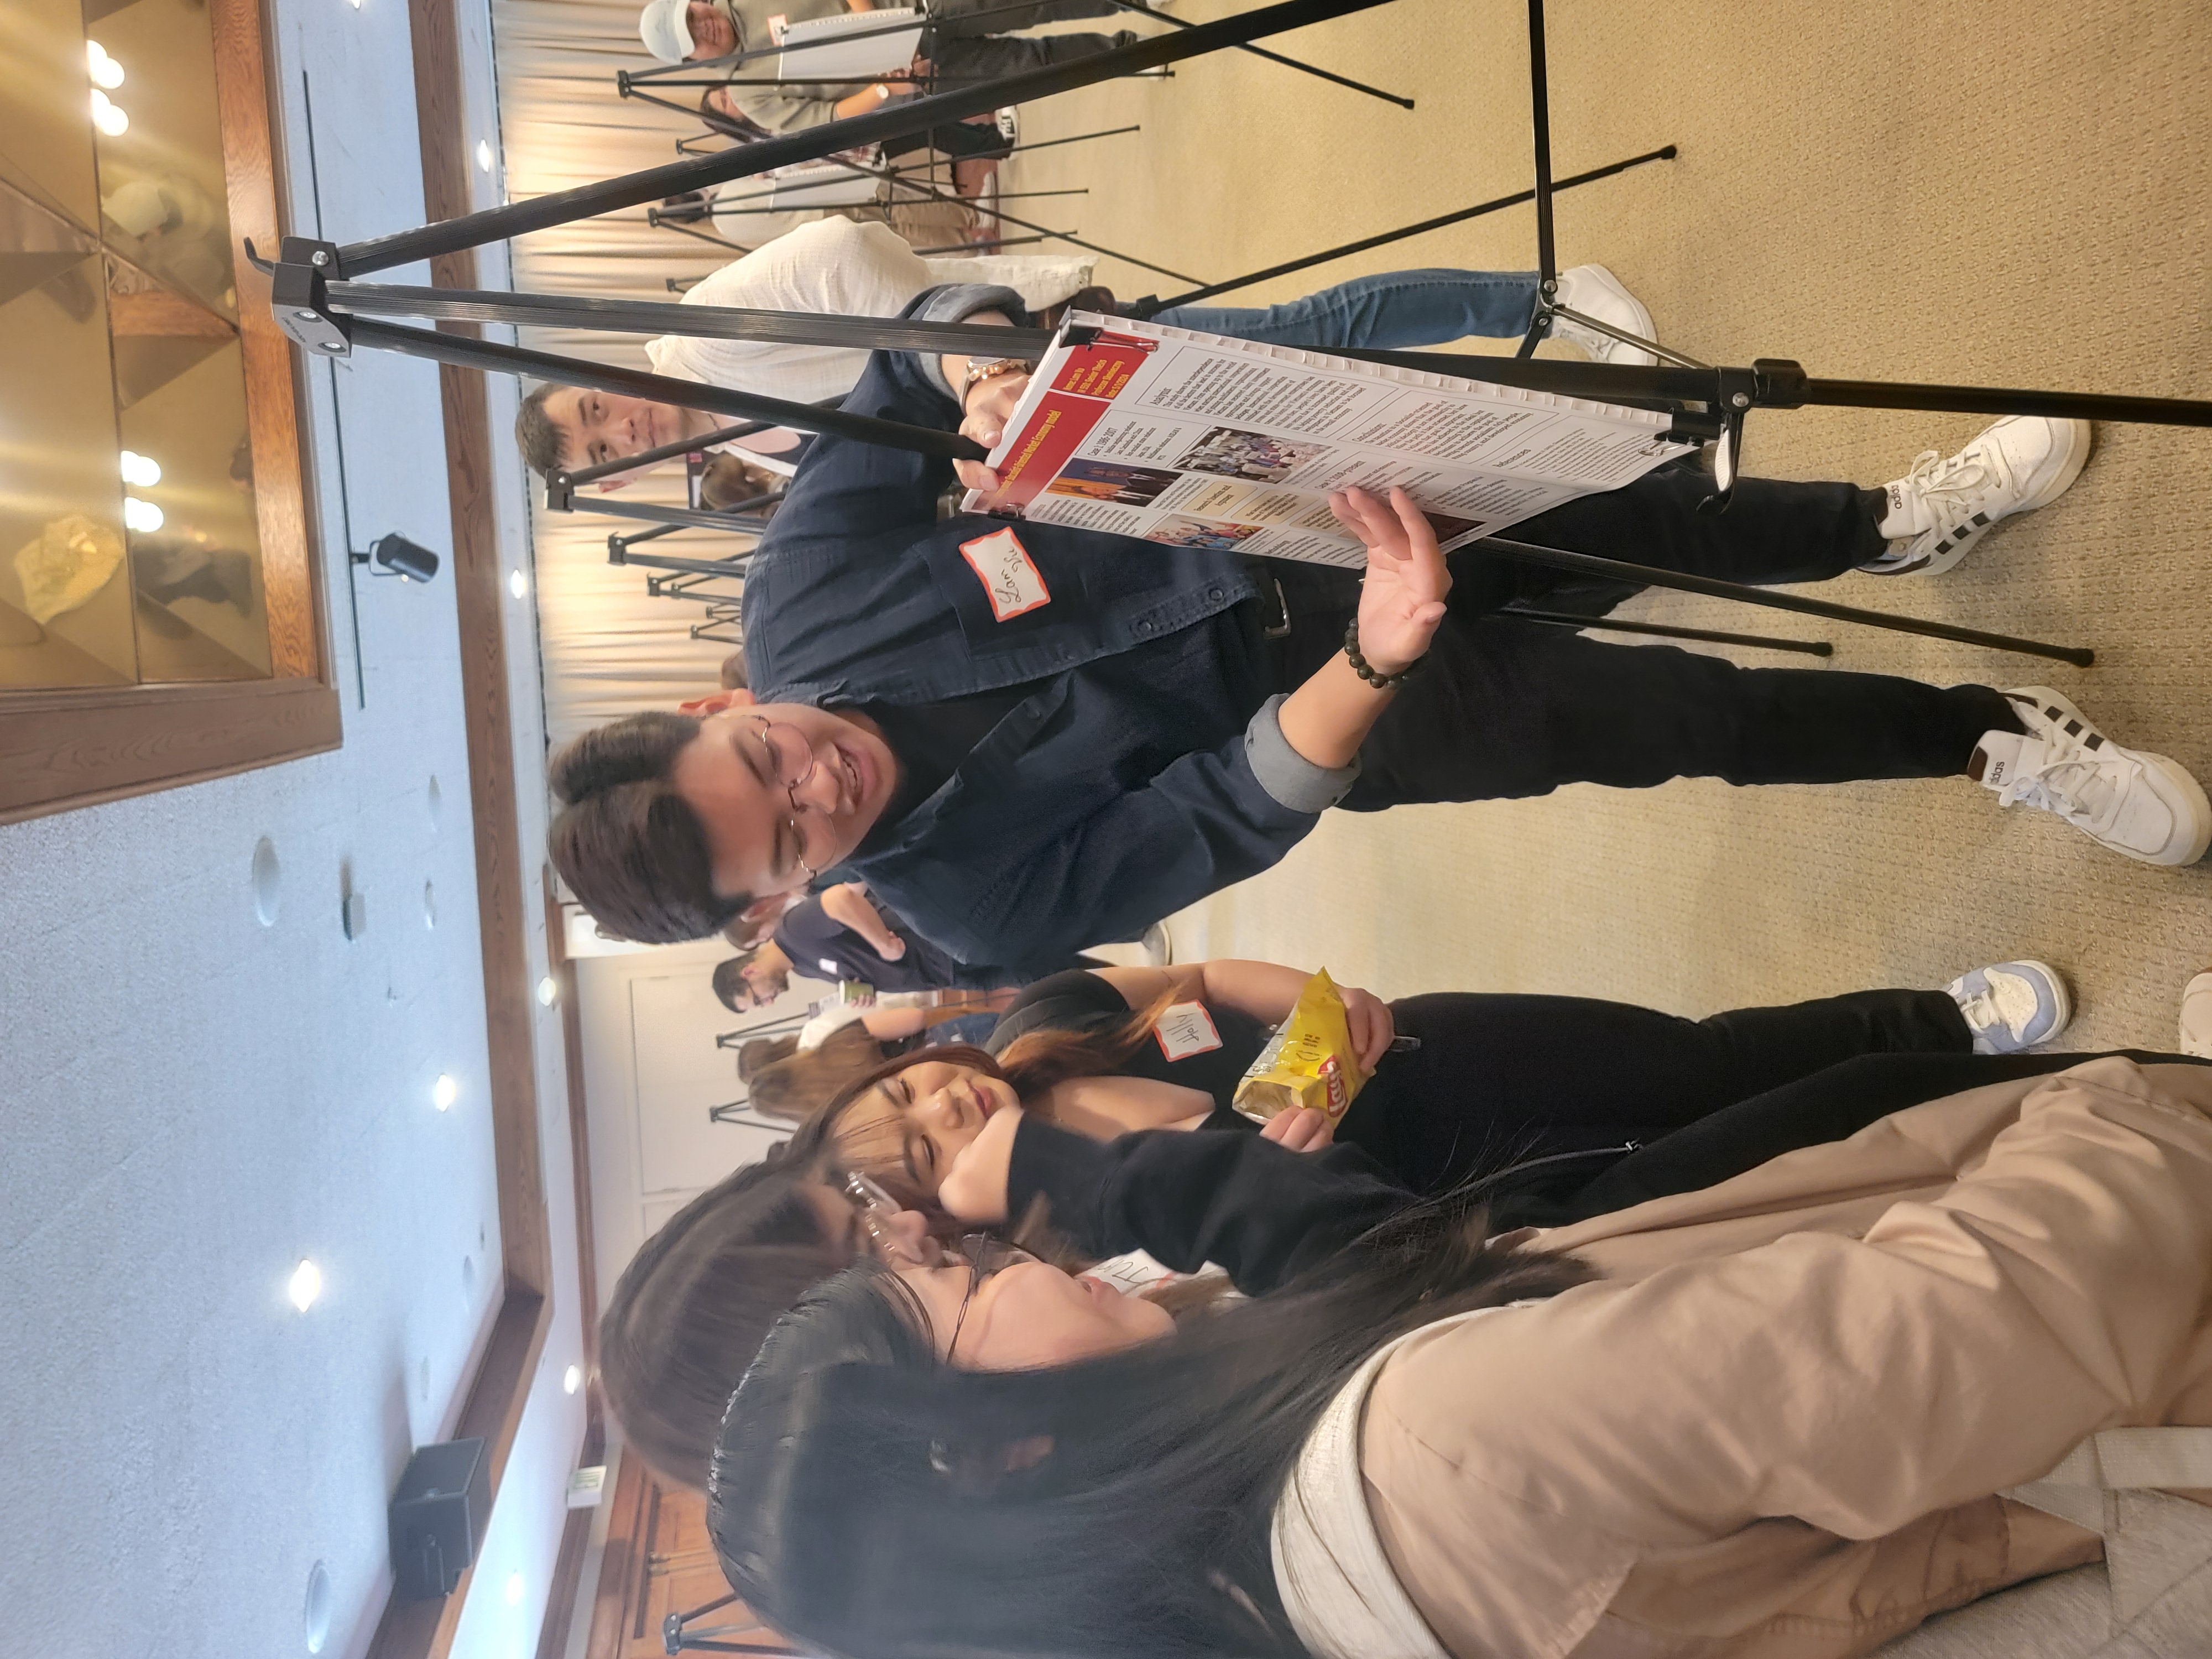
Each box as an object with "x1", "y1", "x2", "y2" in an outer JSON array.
[{"x1": 575, "y1": 943, "x2": 834, "y2": 1311}]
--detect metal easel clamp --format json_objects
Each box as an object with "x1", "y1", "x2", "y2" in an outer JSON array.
[
  {"x1": 270, "y1": 238, "x2": 351, "y2": 358},
  {"x1": 543, "y1": 476, "x2": 576, "y2": 513},
  {"x1": 1697, "y1": 358, "x2": 1808, "y2": 512}
]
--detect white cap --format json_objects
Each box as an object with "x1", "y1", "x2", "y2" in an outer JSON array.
[
  {"x1": 104, "y1": 179, "x2": 172, "y2": 238},
  {"x1": 638, "y1": 0, "x2": 693, "y2": 63}
]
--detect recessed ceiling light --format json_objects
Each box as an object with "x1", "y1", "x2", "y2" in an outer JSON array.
[
  {"x1": 119, "y1": 449, "x2": 160, "y2": 486},
  {"x1": 88, "y1": 88, "x2": 128, "y2": 135},
  {"x1": 432, "y1": 1074, "x2": 458, "y2": 1110},
  {"x1": 507, "y1": 567, "x2": 528, "y2": 598},
  {"x1": 86, "y1": 41, "x2": 125, "y2": 89},
  {"x1": 123, "y1": 497, "x2": 163, "y2": 532},
  {"x1": 536, "y1": 975, "x2": 558, "y2": 1006},
  {"x1": 475, "y1": 139, "x2": 494, "y2": 174},
  {"x1": 288, "y1": 1259, "x2": 323, "y2": 1311},
  {"x1": 562, "y1": 1364, "x2": 582, "y2": 1394}
]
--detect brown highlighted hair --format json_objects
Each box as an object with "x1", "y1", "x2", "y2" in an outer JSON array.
[
  {"x1": 597, "y1": 1149, "x2": 849, "y2": 1491},
  {"x1": 548, "y1": 711, "x2": 750, "y2": 944},
  {"x1": 748, "y1": 1025, "x2": 888, "y2": 1124},
  {"x1": 789, "y1": 981, "x2": 1182, "y2": 1208}
]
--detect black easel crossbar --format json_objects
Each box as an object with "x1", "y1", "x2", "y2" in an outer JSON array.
[
  {"x1": 1326, "y1": 348, "x2": 2212, "y2": 431},
  {"x1": 611, "y1": 546, "x2": 757, "y2": 580},
  {"x1": 562, "y1": 419, "x2": 782, "y2": 486},
  {"x1": 330, "y1": 282, "x2": 1057, "y2": 357},
  {"x1": 566, "y1": 498, "x2": 769, "y2": 534},
  {"x1": 345, "y1": 316, "x2": 988, "y2": 462},
  {"x1": 333, "y1": 0, "x2": 1403, "y2": 275}
]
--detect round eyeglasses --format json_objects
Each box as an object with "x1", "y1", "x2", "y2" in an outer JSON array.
[
  {"x1": 742, "y1": 715, "x2": 831, "y2": 882},
  {"x1": 945, "y1": 1234, "x2": 1028, "y2": 1362}
]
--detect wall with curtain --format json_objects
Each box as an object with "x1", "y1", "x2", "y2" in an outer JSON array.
[{"x1": 491, "y1": 0, "x2": 773, "y2": 743}]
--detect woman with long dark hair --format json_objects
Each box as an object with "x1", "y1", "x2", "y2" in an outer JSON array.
[
  {"x1": 712, "y1": 1056, "x2": 2212, "y2": 1658},
  {"x1": 796, "y1": 954, "x2": 2070, "y2": 1206}
]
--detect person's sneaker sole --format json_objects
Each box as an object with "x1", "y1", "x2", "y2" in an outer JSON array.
[
  {"x1": 2006, "y1": 685, "x2": 2212, "y2": 865},
  {"x1": 1875, "y1": 418, "x2": 2093, "y2": 577},
  {"x1": 2180, "y1": 971, "x2": 2212, "y2": 1059}
]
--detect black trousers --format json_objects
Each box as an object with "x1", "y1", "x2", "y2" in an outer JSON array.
[
  {"x1": 1265, "y1": 465, "x2": 2025, "y2": 802},
  {"x1": 1336, "y1": 985, "x2": 1973, "y2": 1196},
  {"x1": 1490, "y1": 1049, "x2": 2212, "y2": 1230}
]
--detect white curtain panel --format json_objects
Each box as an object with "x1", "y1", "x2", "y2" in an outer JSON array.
[{"x1": 492, "y1": 0, "x2": 772, "y2": 743}]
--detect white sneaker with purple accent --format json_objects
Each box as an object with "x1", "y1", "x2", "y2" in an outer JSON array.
[{"x1": 1947, "y1": 960, "x2": 2072, "y2": 1054}]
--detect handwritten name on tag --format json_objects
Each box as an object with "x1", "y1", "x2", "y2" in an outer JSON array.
[
  {"x1": 1154, "y1": 1000, "x2": 1224, "y2": 1061},
  {"x1": 959, "y1": 526, "x2": 1052, "y2": 622}
]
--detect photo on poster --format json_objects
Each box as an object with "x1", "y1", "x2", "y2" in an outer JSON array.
[
  {"x1": 1171, "y1": 426, "x2": 1331, "y2": 483},
  {"x1": 1042, "y1": 458, "x2": 1185, "y2": 507},
  {"x1": 1421, "y1": 508, "x2": 1486, "y2": 542},
  {"x1": 1144, "y1": 516, "x2": 1266, "y2": 552}
]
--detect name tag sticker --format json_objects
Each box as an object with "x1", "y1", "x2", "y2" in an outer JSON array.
[
  {"x1": 818, "y1": 958, "x2": 841, "y2": 976},
  {"x1": 959, "y1": 526, "x2": 1052, "y2": 622},
  {"x1": 1154, "y1": 1001, "x2": 1223, "y2": 1062}
]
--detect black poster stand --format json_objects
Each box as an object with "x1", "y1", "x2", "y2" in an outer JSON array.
[{"x1": 258, "y1": 0, "x2": 2212, "y2": 668}]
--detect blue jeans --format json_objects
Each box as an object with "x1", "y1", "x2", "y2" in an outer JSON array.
[{"x1": 1154, "y1": 269, "x2": 1542, "y2": 347}]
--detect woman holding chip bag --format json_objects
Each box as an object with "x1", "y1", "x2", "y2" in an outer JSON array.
[{"x1": 797, "y1": 951, "x2": 2077, "y2": 1206}]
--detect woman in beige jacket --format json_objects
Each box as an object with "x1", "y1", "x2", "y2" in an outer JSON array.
[{"x1": 705, "y1": 1055, "x2": 2212, "y2": 1659}]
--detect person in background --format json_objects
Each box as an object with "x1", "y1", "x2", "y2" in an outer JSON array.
[
  {"x1": 798, "y1": 954, "x2": 2080, "y2": 1202},
  {"x1": 720, "y1": 881, "x2": 1102, "y2": 1012},
  {"x1": 637, "y1": 0, "x2": 1140, "y2": 135},
  {"x1": 513, "y1": 218, "x2": 1663, "y2": 484}
]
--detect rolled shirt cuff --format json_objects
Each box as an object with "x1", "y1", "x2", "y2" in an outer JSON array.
[
  {"x1": 1244, "y1": 693, "x2": 1360, "y2": 813},
  {"x1": 910, "y1": 283, "x2": 1030, "y2": 400}
]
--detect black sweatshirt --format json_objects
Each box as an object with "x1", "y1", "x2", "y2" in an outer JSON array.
[
  {"x1": 1005, "y1": 1115, "x2": 1415, "y2": 1296},
  {"x1": 999, "y1": 1051, "x2": 2205, "y2": 1296}
]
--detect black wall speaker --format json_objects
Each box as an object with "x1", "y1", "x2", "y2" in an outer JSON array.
[{"x1": 389, "y1": 1436, "x2": 491, "y2": 1600}]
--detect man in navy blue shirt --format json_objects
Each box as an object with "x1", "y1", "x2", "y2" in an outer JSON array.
[
  {"x1": 546, "y1": 286, "x2": 2210, "y2": 966},
  {"x1": 720, "y1": 883, "x2": 1098, "y2": 1008}
]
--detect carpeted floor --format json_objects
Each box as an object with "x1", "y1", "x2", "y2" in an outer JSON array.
[{"x1": 1009, "y1": 0, "x2": 2211, "y2": 1046}]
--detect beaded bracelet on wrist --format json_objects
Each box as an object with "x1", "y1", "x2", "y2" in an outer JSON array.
[{"x1": 1344, "y1": 618, "x2": 1422, "y2": 690}]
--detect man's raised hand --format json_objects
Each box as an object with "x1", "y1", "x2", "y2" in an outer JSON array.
[{"x1": 1329, "y1": 486, "x2": 1452, "y2": 677}]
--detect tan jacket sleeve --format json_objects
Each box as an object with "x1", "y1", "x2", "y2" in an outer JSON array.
[{"x1": 1362, "y1": 1059, "x2": 2212, "y2": 1655}]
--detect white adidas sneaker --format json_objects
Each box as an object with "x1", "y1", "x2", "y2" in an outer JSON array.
[
  {"x1": 1862, "y1": 415, "x2": 2091, "y2": 576},
  {"x1": 1549, "y1": 264, "x2": 1660, "y2": 367},
  {"x1": 1973, "y1": 687, "x2": 2212, "y2": 866}
]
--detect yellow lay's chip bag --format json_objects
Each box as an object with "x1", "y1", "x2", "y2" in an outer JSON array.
[{"x1": 1232, "y1": 968, "x2": 1368, "y2": 1124}]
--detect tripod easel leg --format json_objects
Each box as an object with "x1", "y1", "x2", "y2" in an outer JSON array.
[
  {"x1": 1101, "y1": 0, "x2": 1415, "y2": 107},
  {"x1": 1478, "y1": 536, "x2": 2093, "y2": 666},
  {"x1": 1514, "y1": 0, "x2": 1559, "y2": 359},
  {"x1": 1135, "y1": 145, "x2": 1675, "y2": 314},
  {"x1": 1500, "y1": 608, "x2": 1834, "y2": 656}
]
